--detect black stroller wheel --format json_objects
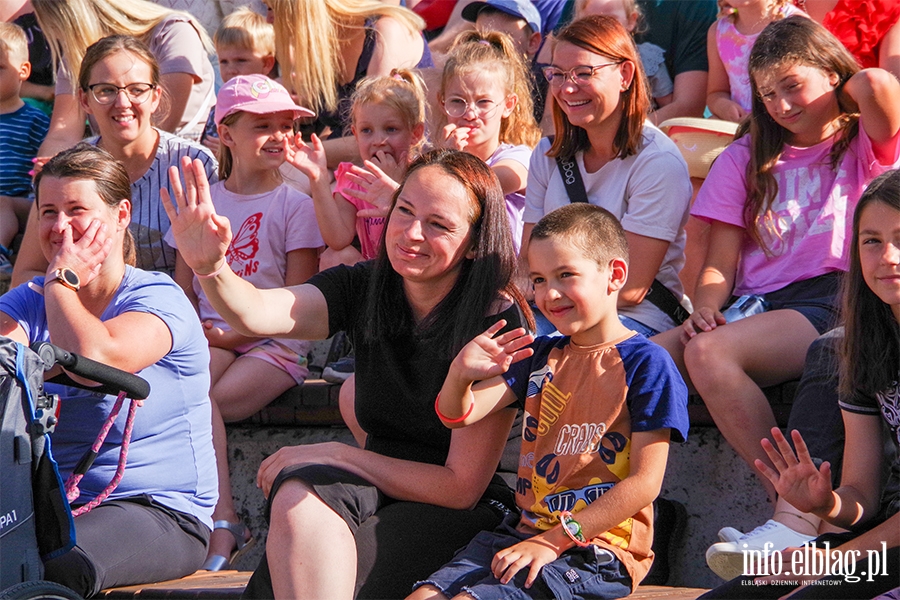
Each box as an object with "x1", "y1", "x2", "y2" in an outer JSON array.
[{"x1": 0, "y1": 580, "x2": 83, "y2": 600}]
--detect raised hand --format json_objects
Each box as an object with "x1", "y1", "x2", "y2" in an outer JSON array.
[
  {"x1": 46, "y1": 218, "x2": 112, "y2": 287},
  {"x1": 680, "y1": 306, "x2": 726, "y2": 345},
  {"x1": 283, "y1": 132, "x2": 328, "y2": 182},
  {"x1": 439, "y1": 123, "x2": 471, "y2": 151},
  {"x1": 368, "y1": 149, "x2": 405, "y2": 183},
  {"x1": 342, "y1": 158, "x2": 400, "y2": 219},
  {"x1": 450, "y1": 320, "x2": 534, "y2": 383},
  {"x1": 160, "y1": 156, "x2": 232, "y2": 275},
  {"x1": 755, "y1": 428, "x2": 834, "y2": 515}
]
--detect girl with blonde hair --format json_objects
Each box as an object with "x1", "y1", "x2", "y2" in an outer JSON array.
[
  {"x1": 437, "y1": 30, "x2": 542, "y2": 253},
  {"x1": 33, "y1": 0, "x2": 215, "y2": 156},
  {"x1": 266, "y1": 0, "x2": 433, "y2": 165}
]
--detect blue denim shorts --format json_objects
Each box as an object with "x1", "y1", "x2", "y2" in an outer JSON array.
[
  {"x1": 730, "y1": 272, "x2": 842, "y2": 335},
  {"x1": 414, "y1": 513, "x2": 632, "y2": 600}
]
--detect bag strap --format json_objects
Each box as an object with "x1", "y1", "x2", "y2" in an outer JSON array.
[{"x1": 553, "y1": 146, "x2": 688, "y2": 326}]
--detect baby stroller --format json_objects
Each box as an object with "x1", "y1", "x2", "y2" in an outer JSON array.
[{"x1": 0, "y1": 337, "x2": 149, "y2": 600}]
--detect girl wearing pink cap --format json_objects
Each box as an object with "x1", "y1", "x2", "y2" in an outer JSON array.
[{"x1": 165, "y1": 74, "x2": 324, "y2": 571}]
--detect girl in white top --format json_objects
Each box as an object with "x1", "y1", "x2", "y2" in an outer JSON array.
[
  {"x1": 436, "y1": 30, "x2": 542, "y2": 254},
  {"x1": 167, "y1": 75, "x2": 323, "y2": 570},
  {"x1": 525, "y1": 15, "x2": 692, "y2": 336}
]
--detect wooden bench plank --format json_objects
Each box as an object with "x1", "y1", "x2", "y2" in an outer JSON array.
[
  {"x1": 98, "y1": 571, "x2": 250, "y2": 599},
  {"x1": 99, "y1": 573, "x2": 706, "y2": 600}
]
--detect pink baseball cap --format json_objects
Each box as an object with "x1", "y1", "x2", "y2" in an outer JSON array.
[{"x1": 214, "y1": 74, "x2": 315, "y2": 125}]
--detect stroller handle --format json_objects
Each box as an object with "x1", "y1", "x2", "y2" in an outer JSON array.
[{"x1": 30, "y1": 341, "x2": 151, "y2": 400}]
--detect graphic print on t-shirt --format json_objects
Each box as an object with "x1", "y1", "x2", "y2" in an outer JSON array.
[{"x1": 227, "y1": 212, "x2": 262, "y2": 276}]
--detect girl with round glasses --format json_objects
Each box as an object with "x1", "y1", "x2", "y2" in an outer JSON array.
[
  {"x1": 11, "y1": 35, "x2": 216, "y2": 286},
  {"x1": 524, "y1": 15, "x2": 692, "y2": 337},
  {"x1": 436, "y1": 31, "x2": 542, "y2": 254}
]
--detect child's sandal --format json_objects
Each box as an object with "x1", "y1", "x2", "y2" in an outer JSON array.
[{"x1": 201, "y1": 520, "x2": 255, "y2": 571}]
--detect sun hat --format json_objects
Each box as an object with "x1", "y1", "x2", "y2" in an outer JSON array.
[
  {"x1": 658, "y1": 117, "x2": 739, "y2": 179},
  {"x1": 214, "y1": 74, "x2": 315, "y2": 125},
  {"x1": 461, "y1": 0, "x2": 542, "y2": 35}
]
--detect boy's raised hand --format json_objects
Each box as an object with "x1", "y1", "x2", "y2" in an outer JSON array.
[
  {"x1": 755, "y1": 428, "x2": 834, "y2": 515},
  {"x1": 451, "y1": 320, "x2": 534, "y2": 383},
  {"x1": 160, "y1": 157, "x2": 232, "y2": 276},
  {"x1": 283, "y1": 132, "x2": 328, "y2": 182}
]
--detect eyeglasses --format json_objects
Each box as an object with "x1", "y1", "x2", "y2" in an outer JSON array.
[
  {"x1": 87, "y1": 83, "x2": 157, "y2": 105},
  {"x1": 442, "y1": 96, "x2": 504, "y2": 119},
  {"x1": 543, "y1": 63, "x2": 622, "y2": 87}
]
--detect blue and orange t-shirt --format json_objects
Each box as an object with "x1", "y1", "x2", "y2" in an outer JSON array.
[{"x1": 502, "y1": 332, "x2": 689, "y2": 585}]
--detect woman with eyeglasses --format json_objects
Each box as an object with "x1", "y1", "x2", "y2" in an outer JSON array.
[
  {"x1": 11, "y1": 35, "x2": 217, "y2": 286},
  {"x1": 32, "y1": 0, "x2": 215, "y2": 154},
  {"x1": 523, "y1": 15, "x2": 692, "y2": 338}
]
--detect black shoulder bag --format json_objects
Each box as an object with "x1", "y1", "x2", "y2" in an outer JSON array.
[{"x1": 554, "y1": 153, "x2": 690, "y2": 325}]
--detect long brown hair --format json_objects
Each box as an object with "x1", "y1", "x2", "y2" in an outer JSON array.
[
  {"x1": 546, "y1": 14, "x2": 650, "y2": 161},
  {"x1": 839, "y1": 170, "x2": 900, "y2": 399},
  {"x1": 366, "y1": 148, "x2": 533, "y2": 355},
  {"x1": 34, "y1": 144, "x2": 136, "y2": 266},
  {"x1": 743, "y1": 16, "x2": 860, "y2": 254}
]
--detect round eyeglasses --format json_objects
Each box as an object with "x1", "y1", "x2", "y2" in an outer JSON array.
[
  {"x1": 542, "y1": 63, "x2": 622, "y2": 88},
  {"x1": 442, "y1": 96, "x2": 504, "y2": 119},
  {"x1": 87, "y1": 83, "x2": 157, "y2": 105}
]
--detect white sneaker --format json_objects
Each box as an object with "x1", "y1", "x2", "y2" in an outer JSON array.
[
  {"x1": 717, "y1": 526, "x2": 744, "y2": 543},
  {"x1": 706, "y1": 519, "x2": 815, "y2": 581}
]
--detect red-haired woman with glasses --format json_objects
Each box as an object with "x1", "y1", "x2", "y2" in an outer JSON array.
[{"x1": 523, "y1": 15, "x2": 692, "y2": 338}]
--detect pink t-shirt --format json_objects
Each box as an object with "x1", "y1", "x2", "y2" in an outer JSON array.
[
  {"x1": 715, "y1": 5, "x2": 804, "y2": 112},
  {"x1": 692, "y1": 121, "x2": 900, "y2": 295},
  {"x1": 334, "y1": 162, "x2": 385, "y2": 260},
  {"x1": 165, "y1": 181, "x2": 324, "y2": 357}
]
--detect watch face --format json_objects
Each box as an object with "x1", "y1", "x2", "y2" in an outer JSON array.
[{"x1": 62, "y1": 269, "x2": 79, "y2": 287}]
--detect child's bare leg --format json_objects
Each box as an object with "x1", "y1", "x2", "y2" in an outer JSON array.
[
  {"x1": 772, "y1": 497, "x2": 821, "y2": 536},
  {"x1": 213, "y1": 356, "x2": 298, "y2": 422},
  {"x1": 268, "y1": 480, "x2": 357, "y2": 599},
  {"x1": 683, "y1": 310, "x2": 819, "y2": 502},
  {"x1": 0, "y1": 195, "x2": 30, "y2": 249},
  {"x1": 406, "y1": 585, "x2": 450, "y2": 600},
  {"x1": 207, "y1": 353, "x2": 296, "y2": 563},
  {"x1": 338, "y1": 374, "x2": 366, "y2": 447}
]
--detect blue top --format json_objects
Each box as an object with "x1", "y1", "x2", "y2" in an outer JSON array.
[
  {"x1": 0, "y1": 267, "x2": 217, "y2": 527},
  {"x1": 0, "y1": 103, "x2": 50, "y2": 197}
]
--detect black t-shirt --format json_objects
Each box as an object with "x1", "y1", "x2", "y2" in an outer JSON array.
[
  {"x1": 634, "y1": 0, "x2": 717, "y2": 79},
  {"x1": 309, "y1": 261, "x2": 523, "y2": 467},
  {"x1": 13, "y1": 13, "x2": 53, "y2": 87}
]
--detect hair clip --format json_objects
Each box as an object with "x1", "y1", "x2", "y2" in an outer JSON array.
[{"x1": 478, "y1": 39, "x2": 492, "y2": 46}]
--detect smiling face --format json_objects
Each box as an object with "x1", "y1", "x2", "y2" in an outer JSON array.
[
  {"x1": 219, "y1": 110, "x2": 295, "y2": 171},
  {"x1": 79, "y1": 50, "x2": 161, "y2": 146},
  {"x1": 351, "y1": 101, "x2": 423, "y2": 164},
  {"x1": 858, "y1": 200, "x2": 900, "y2": 321},
  {"x1": 549, "y1": 40, "x2": 631, "y2": 134},
  {"x1": 441, "y1": 69, "x2": 516, "y2": 160},
  {"x1": 529, "y1": 236, "x2": 622, "y2": 345},
  {"x1": 37, "y1": 176, "x2": 129, "y2": 264},
  {"x1": 385, "y1": 165, "x2": 476, "y2": 296},
  {"x1": 753, "y1": 62, "x2": 841, "y2": 147}
]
